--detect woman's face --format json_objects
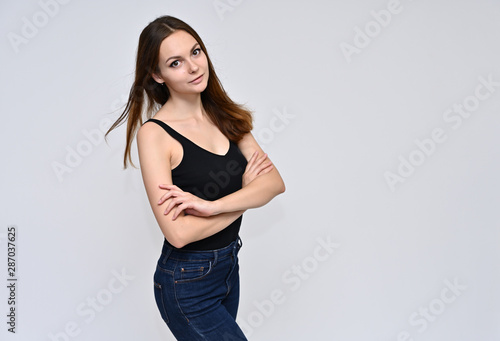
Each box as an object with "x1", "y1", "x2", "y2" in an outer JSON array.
[{"x1": 153, "y1": 30, "x2": 209, "y2": 95}]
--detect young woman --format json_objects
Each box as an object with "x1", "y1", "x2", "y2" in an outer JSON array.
[{"x1": 106, "y1": 15, "x2": 285, "y2": 340}]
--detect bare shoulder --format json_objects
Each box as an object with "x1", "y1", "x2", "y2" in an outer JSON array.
[
  {"x1": 137, "y1": 119, "x2": 172, "y2": 152},
  {"x1": 137, "y1": 118, "x2": 184, "y2": 170},
  {"x1": 137, "y1": 119, "x2": 163, "y2": 143}
]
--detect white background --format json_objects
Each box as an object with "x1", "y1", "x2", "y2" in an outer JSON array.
[{"x1": 1, "y1": 0, "x2": 499, "y2": 340}]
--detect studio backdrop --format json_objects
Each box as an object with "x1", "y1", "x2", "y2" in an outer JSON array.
[{"x1": 1, "y1": 0, "x2": 499, "y2": 340}]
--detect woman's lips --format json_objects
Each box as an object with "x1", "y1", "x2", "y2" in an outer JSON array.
[{"x1": 189, "y1": 74, "x2": 204, "y2": 84}]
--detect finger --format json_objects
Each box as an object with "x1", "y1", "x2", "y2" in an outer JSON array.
[
  {"x1": 163, "y1": 198, "x2": 177, "y2": 215},
  {"x1": 255, "y1": 158, "x2": 273, "y2": 172},
  {"x1": 171, "y1": 206, "x2": 180, "y2": 220},
  {"x1": 246, "y1": 151, "x2": 263, "y2": 174},
  {"x1": 257, "y1": 163, "x2": 274, "y2": 176},
  {"x1": 256, "y1": 153, "x2": 268, "y2": 165},
  {"x1": 158, "y1": 191, "x2": 171, "y2": 205},
  {"x1": 259, "y1": 158, "x2": 272, "y2": 169},
  {"x1": 158, "y1": 189, "x2": 179, "y2": 205},
  {"x1": 164, "y1": 195, "x2": 185, "y2": 215},
  {"x1": 158, "y1": 185, "x2": 176, "y2": 204},
  {"x1": 171, "y1": 206, "x2": 179, "y2": 220},
  {"x1": 253, "y1": 153, "x2": 268, "y2": 167},
  {"x1": 249, "y1": 150, "x2": 258, "y2": 162},
  {"x1": 172, "y1": 199, "x2": 182, "y2": 220},
  {"x1": 247, "y1": 151, "x2": 259, "y2": 167},
  {"x1": 249, "y1": 153, "x2": 269, "y2": 175},
  {"x1": 172, "y1": 202, "x2": 190, "y2": 220},
  {"x1": 159, "y1": 184, "x2": 178, "y2": 190}
]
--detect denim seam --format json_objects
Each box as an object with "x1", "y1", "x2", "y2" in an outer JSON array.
[
  {"x1": 154, "y1": 281, "x2": 169, "y2": 324},
  {"x1": 156, "y1": 265, "x2": 174, "y2": 275},
  {"x1": 225, "y1": 247, "x2": 240, "y2": 297},
  {"x1": 173, "y1": 281, "x2": 191, "y2": 324},
  {"x1": 172, "y1": 282, "x2": 218, "y2": 341}
]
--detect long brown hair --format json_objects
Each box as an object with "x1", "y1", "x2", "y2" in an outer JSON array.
[{"x1": 105, "y1": 15, "x2": 253, "y2": 168}]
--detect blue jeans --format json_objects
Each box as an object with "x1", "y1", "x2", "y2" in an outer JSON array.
[{"x1": 153, "y1": 237, "x2": 248, "y2": 340}]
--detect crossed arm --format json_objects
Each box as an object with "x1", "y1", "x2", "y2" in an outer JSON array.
[{"x1": 137, "y1": 123, "x2": 285, "y2": 248}]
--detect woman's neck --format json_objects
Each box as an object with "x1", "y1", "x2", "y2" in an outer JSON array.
[{"x1": 162, "y1": 92, "x2": 205, "y2": 121}]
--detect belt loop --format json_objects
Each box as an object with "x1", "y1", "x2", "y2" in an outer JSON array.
[
  {"x1": 161, "y1": 246, "x2": 172, "y2": 265},
  {"x1": 237, "y1": 236, "x2": 243, "y2": 249},
  {"x1": 212, "y1": 249, "x2": 219, "y2": 267}
]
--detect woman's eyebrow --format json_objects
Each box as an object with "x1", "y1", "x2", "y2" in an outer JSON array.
[{"x1": 165, "y1": 43, "x2": 200, "y2": 63}]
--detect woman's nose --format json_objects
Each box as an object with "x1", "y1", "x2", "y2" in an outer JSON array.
[{"x1": 187, "y1": 59, "x2": 199, "y2": 73}]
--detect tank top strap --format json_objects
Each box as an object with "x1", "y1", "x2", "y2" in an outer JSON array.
[{"x1": 145, "y1": 118, "x2": 190, "y2": 147}]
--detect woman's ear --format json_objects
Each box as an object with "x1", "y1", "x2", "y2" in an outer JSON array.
[{"x1": 152, "y1": 73, "x2": 164, "y2": 84}]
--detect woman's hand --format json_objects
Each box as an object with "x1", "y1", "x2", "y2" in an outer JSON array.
[
  {"x1": 157, "y1": 185, "x2": 216, "y2": 220},
  {"x1": 242, "y1": 151, "x2": 274, "y2": 187},
  {"x1": 157, "y1": 151, "x2": 273, "y2": 219}
]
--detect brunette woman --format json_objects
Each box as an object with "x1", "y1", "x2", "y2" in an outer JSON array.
[{"x1": 106, "y1": 15, "x2": 285, "y2": 340}]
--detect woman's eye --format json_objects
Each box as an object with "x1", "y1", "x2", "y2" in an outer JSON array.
[
  {"x1": 170, "y1": 60, "x2": 180, "y2": 67},
  {"x1": 193, "y1": 48, "x2": 201, "y2": 56}
]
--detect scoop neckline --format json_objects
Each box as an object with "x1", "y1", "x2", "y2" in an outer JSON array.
[{"x1": 149, "y1": 118, "x2": 231, "y2": 157}]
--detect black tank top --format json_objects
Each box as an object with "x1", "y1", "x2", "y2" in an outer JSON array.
[{"x1": 145, "y1": 118, "x2": 247, "y2": 250}]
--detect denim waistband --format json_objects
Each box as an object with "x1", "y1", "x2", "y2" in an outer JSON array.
[{"x1": 160, "y1": 237, "x2": 242, "y2": 263}]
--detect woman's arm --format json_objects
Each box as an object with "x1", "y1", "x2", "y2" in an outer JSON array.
[
  {"x1": 212, "y1": 132, "x2": 286, "y2": 213},
  {"x1": 137, "y1": 122, "x2": 244, "y2": 248},
  {"x1": 159, "y1": 132, "x2": 286, "y2": 217}
]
